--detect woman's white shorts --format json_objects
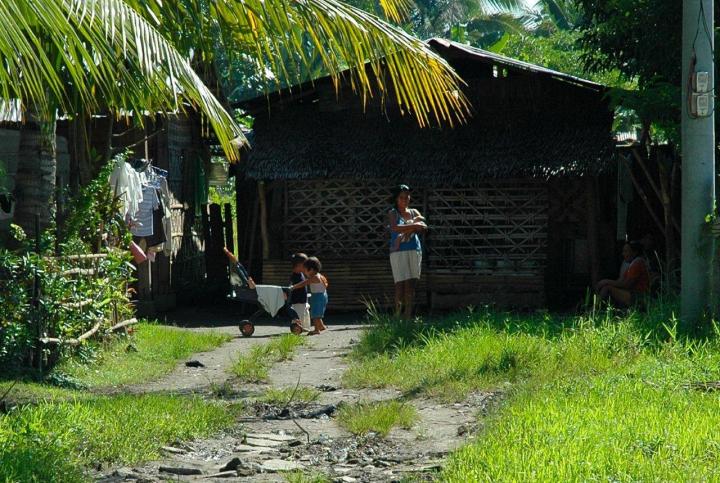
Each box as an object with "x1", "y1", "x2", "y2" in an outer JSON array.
[{"x1": 390, "y1": 250, "x2": 422, "y2": 282}]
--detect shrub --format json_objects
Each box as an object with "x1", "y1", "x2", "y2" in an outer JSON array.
[{"x1": 0, "y1": 155, "x2": 134, "y2": 370}]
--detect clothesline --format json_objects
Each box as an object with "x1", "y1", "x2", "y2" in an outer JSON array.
[{"x1": 108, "y1": 157, "x2": 173, "y2": 264}]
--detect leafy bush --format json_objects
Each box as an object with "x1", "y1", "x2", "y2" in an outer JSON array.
[
  {"x1": 0, "y1": 247, "x2": 134, "y2": 369},
  {"x1": 0, "y1": 155, "x2": 134, "y2": 370},
  {"x1": 62, "y1": 152, "x2": 129, "y2": 251}
]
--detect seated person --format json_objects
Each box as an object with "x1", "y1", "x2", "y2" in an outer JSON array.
[{"x1": 596, "y1": 241, "x2": 650, "y2": 307}]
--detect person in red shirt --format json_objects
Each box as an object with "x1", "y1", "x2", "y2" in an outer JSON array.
[{"x1": 596, "y1": 241, "x2": 650, "y2": 307}]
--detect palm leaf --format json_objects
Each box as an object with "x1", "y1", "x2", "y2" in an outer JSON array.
[
  {"x1": 212, "y1": 0, "x2": 470, "y2": 126},
  {"x1": 0, "y1": 0, "x2": 245, "y2": 159}
]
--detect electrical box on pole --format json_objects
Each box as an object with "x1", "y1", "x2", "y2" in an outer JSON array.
[{"x1": 681, "y1": 0, "x2": 716, "y2": 330}]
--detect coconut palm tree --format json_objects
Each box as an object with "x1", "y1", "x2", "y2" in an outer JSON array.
[{"x1": 3, "y1": 0, "x2": 467, "y2": 237}]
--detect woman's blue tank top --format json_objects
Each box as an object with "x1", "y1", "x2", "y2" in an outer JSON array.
[{"x1": 389, "y1": 209, "x2": 421, "y2": 252}]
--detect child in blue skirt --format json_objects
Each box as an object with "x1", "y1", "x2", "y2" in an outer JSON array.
[{"x1": 290, "y1": 256, "x2": 328, "y2": 335}]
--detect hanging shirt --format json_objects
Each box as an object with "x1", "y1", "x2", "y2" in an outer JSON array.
[
  {"x1": 109, "y1": 161, "x2": 143, "y2": 220},
  {"x1": 130, "y1": 185, "x2": 159, "y2": 237}
]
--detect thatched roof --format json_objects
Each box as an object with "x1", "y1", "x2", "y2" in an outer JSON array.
[{"x1": 241, "y1": 39, "x2": 615, "y2": 183}]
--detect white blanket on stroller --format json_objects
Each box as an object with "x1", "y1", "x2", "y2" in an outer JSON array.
[{"x1": 255, "y1": 285, "x2": 286, "y2": 317}]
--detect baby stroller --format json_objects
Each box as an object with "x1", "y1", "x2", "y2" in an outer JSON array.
[{"x1": 225, "y1": 250, "x2": 303, "y2": 337}]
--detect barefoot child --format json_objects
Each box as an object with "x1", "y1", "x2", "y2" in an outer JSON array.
[
  {"x1": 289, "y1": 253, "x2": 311, "y2": 331},
  {"x1": 291, "y1": 256, "x2": 328, "y2": 335}
]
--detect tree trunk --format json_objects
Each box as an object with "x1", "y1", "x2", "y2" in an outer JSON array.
[{"x1": 14, "y1": 110, "x2": 57, "y2": 239}]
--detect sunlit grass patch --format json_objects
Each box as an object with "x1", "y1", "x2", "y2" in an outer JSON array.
[
  {"x1": 262, "y1": 386, "x2": 320, "y2": 405},
  {"x1": 283, "y1": 471, "x2": 331, "y2": 483},
  {"x1": 58, "y1": 322, "x2": 231, "y2": 387},
  {"x1": 337, "y1": 400, "x2": 417, "y2": 437},
  {"x1": 0, "y1": 393, "x2": 238, "y2": 483},
  {"x1": 0, "y1": 323, "x2": 231, "y2": 404},
  {"x1": 231, "y1": 334, "x2": 305, "y2": 382},
  {"x1": 344, "y1": 308, "x2": 660, "y2": 401},
  {"x1": 442, "y1": 371, "x2": 720, "y2": 481}
]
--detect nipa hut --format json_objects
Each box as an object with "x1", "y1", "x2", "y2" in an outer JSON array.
[{"x1": 234, "y1": 39, "x2": 619, "y2": 310}]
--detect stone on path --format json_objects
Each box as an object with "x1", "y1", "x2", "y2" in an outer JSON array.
[
  {"x1": 260, "y1": 459, "x2": 305, "y2": 472},
  {"x1": 161, "y1": 446, "x2": 185, "y2": 454},
  {"x1": 159, "y1": 466, "x2": 203, "y2": 475},
  {"x1": 245, "y1": 437, "x2": 284, "y2": 447},
  {"x1": 219, "y1": 457, "x2": 242, "y2": 472},
  {"x1": 236, "y1": 443, "x2": 279, "y2": 452},
  {"x1": 205, "y1": 470, "x2": 237, "y2": 478},
  {"x1": 247, "y1": 432, "x2": 298, "y2": 442}
]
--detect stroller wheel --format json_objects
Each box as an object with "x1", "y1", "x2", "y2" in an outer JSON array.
[
  {"x1": 290, "y1": 321, "x2": 303, "y2": 335},
  {"x1": 239, "y1": 320, "x2": 255, "y2": 337}
]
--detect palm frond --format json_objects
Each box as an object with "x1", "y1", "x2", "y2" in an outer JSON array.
[
  {"x1": 0, "y1": 0, "x2": 245, "y2": 159},
  {"x1": 213, "y1": 0, "x2": 470, "y2": 127}
]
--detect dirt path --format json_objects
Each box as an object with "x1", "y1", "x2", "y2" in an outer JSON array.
[{"x1": 97, "y1": 309, "x2": 494, "y2": 482}]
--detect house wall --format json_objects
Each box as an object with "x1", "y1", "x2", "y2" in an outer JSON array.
[{"x1": 258, "y1": 178, "x2": 550, "y2": 310}]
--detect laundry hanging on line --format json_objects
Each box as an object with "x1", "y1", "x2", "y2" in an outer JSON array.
[{"x1": 109, "y1": 158, "x2": 172, "y2": 262}]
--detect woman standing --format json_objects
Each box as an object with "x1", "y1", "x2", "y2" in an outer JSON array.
[{"x1": 388, "y1": 185, "x2": 427, "y2": 319}]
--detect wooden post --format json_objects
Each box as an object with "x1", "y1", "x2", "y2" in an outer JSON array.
[
  {"x1": 620, "y1": 155, "x2": 666, "y2": 235},
  {"x1": 585, "y1": 176, "x2": 600, "y2": 286},
  {"x1": 224, "y1": 203, "x2": 234, "y2": 254},
  {"x1": 657, "y1": 149, "x2": 678, "y2": 276},
  {"x1": 633, "y1": 148, "x2": 680, "y2": 233},
  {"x1": 201, "y1": 203, "x2": 211, "y2": 276},
  {"x1": 283, "y1": 181, "x2": 288, "y2": 255},
  {"x1": 246, "y1": 197, "x2": 259, "y2": 274},
  {"x1": 258, "y1": 180, "x2": 270, "y2": 261},
  {"x1": 209, "y1": 203, "x2": 225, "y2": 283}
]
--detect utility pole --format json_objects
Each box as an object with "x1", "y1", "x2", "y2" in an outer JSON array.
[{"x1": 681, "y1": 0, "x2": 715, "y2": 330}]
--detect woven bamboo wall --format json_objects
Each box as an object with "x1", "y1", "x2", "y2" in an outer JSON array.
[
  {"x1": 262, "y1": 179, "x2": 549, "y2": 309},
  {"x1": 425, "y1": 183, "x2": 548, "y2": 271},
  {"x1": 262, "y1": 258, "x2": 428, "y2": 310}
]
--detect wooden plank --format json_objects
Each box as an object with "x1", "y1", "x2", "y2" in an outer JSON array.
[{"x1": 224, "y1": 203, "x2": 234, "y2": 253}]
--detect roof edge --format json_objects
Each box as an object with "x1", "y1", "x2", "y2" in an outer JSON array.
[{"x1": 427, "y1": 38, "x2": 603, "y2": 90}]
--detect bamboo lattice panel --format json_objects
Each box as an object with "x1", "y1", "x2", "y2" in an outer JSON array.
[
  {"x1": 547, "y1": 179, "x2": 587, "y2": 224},
  {"x1": 262, "y1": 258, "x2": 427, "y2": 310},
  {"x1": 425, "y1": 183, "x2": 548, "y2": 271},
  {"x1": 283, "y1": 180, "x2": 425, "y2": 257}
]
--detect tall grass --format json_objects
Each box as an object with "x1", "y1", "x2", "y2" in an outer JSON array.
[
  {"x1": 59, "y1": 323, "x2": 231, "y2": 387},
  {"x1": 231, "y1": 334, "x2": 305, "y2": 382},
  {"x1": 1, "y1": 322, "x2": 231, "y2": 404},
  {"x1": 345, "y1": 306, "x2": 667, "y2": 401},
  {"x1": 0, "y1": 394, "x2": 238, "y2": 482},
  {"x1": 337, "y1": 400, "x2": 417, "y2": 436},
  {"x1": 347, "y1": 300, "x2": 720, "y2": 479}
]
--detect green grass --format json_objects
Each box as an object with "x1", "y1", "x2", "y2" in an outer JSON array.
[
  {"x1": 59, "y1": 323, "x2": 231, "y2": 387},
  {"x1": 283, "y1": 471, "x2": 330, "y2": 483},
  {"x1": 0, "y1": 394, "x2": 238, "y2": 483},
  {"x1": 344, "y1": 307, "x2": 639, "y2": 401},
  {"x1": 261, "y1": 386, "x2": 320, "y2": 405},
  {"x1": 443, "y1": 370, "x2": 720, "y2": 481},
  {"x1": 337, "y1": 400, "x2": 417, "y2": 436},
  {"x1": 231, "y1": 334, "x2": 305, "y2": 382},
  {"x1": 347, "y1": 301, "x2": 720, "y2": 479},
  {"x1": 0, "y1": 323, "x2": 231, "y2": 404}
]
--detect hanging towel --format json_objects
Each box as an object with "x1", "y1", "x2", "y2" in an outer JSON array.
[
  {"x1": 254, "y1": 285, "x2": 287, "y2": 317},
  {"x1": 109, "y1": 161, "x2": 143, "y2": 219}
]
